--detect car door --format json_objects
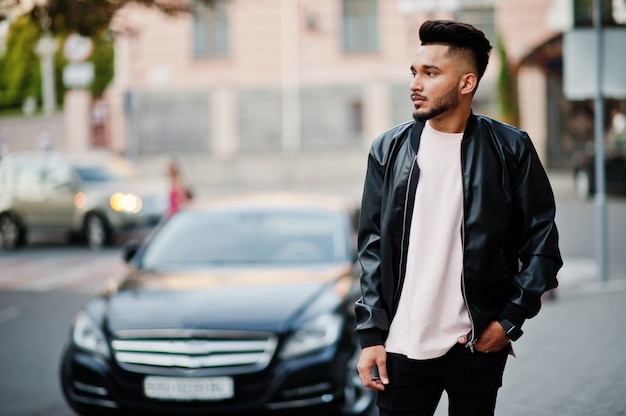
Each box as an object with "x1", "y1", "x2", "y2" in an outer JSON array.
[
  {"x1": 12, "y1": 157, "x2": 46, "y2": 227},
  {"x1": 39, "y1": 158, "x2": 77, "y2": 229}
]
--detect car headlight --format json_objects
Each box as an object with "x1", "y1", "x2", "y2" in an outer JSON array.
[
  {"x1": 279, "y1": 313, "x2": 343, "y2": 359},
  {"x1": 72, "y1": 310, "x2": 110, "y2": 357},
  {"x1": 110, "y1": 192, "x2": 143, "y2": 214}
]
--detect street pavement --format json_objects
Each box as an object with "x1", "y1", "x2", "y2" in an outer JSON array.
[
  {"x1": 0, "y1": 245, "x2": 127, "y2": 293},
  {"x1": 493, "y1": 279, "x2": 626, "y2": 416}
]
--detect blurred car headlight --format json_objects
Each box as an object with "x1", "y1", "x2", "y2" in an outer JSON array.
[
  {"x1": 72, "y1": 310, "x2": 110, "y2": 357},
  {"x1": 110, "y1": 192, "x2": 143, "y2": 214},
  {"x1": 279, "y1": 313, "x2": 343, "y2": 359}
]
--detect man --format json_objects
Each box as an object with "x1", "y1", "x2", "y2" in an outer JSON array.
[{"x1": 355, "y1": 20, "x2": 562, "y2": 416}]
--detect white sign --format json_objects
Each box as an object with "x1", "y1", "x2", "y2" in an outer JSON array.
[
  {"x1": 63, "y1": 33, "x2": 93, "y2": 63},
  {"x1": 144, "y1": 376, "x2": 235, "y2": 400},
  {"x1": 563, "y1": 28, "x2": 626, "y2": 100},
  {"x1": 63, "y1": 62, "x2": 94, "y2": 88}
]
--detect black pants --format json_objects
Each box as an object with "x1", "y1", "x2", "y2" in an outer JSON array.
[{"x1": 377, "y1": 344, "x2": 509, "y2": 416}]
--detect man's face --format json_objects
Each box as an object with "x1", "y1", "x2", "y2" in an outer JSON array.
[{"x1": 409, "y1": 44, "x2": 466, "y2": 122}]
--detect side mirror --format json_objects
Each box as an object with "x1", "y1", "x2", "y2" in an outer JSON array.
[
  {"x1": 122, "y1": 239, "x2": 141, "y2": 263},
  {"x1": 55, "y1": 180, "x2": 73, "y2": 190},
  {"x1": 351, "y1": 207, "x2": 361, "y2": 232}
]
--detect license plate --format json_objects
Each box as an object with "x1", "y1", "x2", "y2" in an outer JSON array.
[{"x1": 144, "y1": 376, "x2": 234, "y2": 401}]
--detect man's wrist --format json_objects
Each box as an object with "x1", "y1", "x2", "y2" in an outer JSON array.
[{"x1": 498, "y1": 318, "x2": 523, "y2": 341}]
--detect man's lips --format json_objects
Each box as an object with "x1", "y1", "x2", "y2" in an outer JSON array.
[{"x1": 411, "y1": 95, "x2": 426, "y2": 105}]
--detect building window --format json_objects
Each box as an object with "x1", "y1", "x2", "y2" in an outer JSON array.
[
  {"x1": 573, "y1": 0, "x2": 618, "y2": 27},
  {"x1": 342, "y1": 0, "x2": 378, "y2": 53},
  {"x1": 456, "y1": 4, "x2": 495, "y2": 45},
  {"x1": 193, "y1": 0, "x2": 229, "y2": 58}
]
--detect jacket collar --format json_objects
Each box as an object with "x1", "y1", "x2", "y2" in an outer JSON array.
[{"x1": 408, "y1": 112, "x2": 478, "y2": 153}]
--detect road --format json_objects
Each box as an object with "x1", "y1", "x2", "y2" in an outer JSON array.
[
  {"x1": 0, "y1": 186, "x2": 625, "y2": 416},
  {"x1": 0, "y1": 243, "x2": 125, "y2": 416}
]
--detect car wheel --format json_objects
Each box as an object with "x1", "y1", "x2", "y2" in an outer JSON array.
[
  {"x1": 337, "y1": 347, "x2": 376, "y2": 416},
  {"x1": 84, "y1": 214, "x2": 111, "y2": 250},
  {"x1": 574, "y1": 169, "x2": 593, "y2": 199},
  {"x1": 0, "y1": 213, "x2": 26, "y2": 250}
]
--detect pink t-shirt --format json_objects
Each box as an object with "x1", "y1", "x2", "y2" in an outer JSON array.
[
  {"x1": 167, "y1": 184, "x2": 187, "y2": 217},
  {"x1": 385, "y1": 121, "x2": 471, "y2": 360}
]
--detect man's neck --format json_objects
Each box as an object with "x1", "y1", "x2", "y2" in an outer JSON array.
[{"x1": 427, "y1": 107, "x2": 471, "y2": 134}]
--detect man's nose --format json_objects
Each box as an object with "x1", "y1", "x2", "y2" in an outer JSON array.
[{"x1": 410, "y1": 76, "x2": 422, "y2": 91}]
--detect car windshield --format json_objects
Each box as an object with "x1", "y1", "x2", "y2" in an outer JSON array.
[{"x1": 140, "y1": 208, "x2": 349, "y2": 268}]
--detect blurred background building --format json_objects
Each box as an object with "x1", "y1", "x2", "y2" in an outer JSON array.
[{"x1": 1, "y1": 0, "x2": 625, "y2": 193}]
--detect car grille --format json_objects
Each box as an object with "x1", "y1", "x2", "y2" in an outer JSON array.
[{"x1": 111, "y1": 329, "x2": 278, "y2": 375}]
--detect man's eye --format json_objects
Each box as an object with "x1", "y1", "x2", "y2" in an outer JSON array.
[
  {"x1": 411, "y1": 72, "x2": 416, "y2": 78},
  {"x1": 426, "y1": 71, "x2": 436, "y2": 76}
]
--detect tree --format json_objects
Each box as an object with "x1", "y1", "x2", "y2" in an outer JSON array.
[
  {"x1": 1, "y1": 0, "x2": 190, "y2": 36},
  {"x1": 496, "y1": 34, "x2": 518, "y2": 127},
  {"x1": 0, "y1": 0, "x2": 201, "y2": 112},
  {"x1": 0, "y1": 16, "x2": 115, "y2": 111},
  {"x1": 0, "y1": 15, "x2": 41, "y2": 109},
  {"x1": 0, "y1": 0, "x2": 214, "y2": 112}
]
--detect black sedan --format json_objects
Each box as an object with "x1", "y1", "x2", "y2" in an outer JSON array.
[{"x1": 59, "y1": 193, "x2": 374, "y2": 415}]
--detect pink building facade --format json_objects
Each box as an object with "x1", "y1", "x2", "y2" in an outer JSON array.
[
  {"x1": 105, "y1": 0, "x2": 606, "y2": 174},
  {"x1": 108, "y1": 1, "x2": 506, "y2": 159}
]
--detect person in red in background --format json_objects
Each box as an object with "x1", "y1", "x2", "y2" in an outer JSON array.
[
  {"x1": 166, "y1": 160, "x2": 191, "y2": 217},
  {"x1": 91, "y1": 98, "x2": 109, "y2": 147}
]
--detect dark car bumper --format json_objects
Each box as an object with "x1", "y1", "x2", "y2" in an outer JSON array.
[{"x1": 60, "y1": 343, "x2": 352, "y2": 415}]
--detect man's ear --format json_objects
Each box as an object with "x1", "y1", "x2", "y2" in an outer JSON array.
[{"x1": 459, "y1": 73, "x2": 478, "y2": 96}]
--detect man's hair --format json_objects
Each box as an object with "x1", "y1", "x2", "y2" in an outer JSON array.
[{"x1": 419, "y1": 20, "x2": 492, "y2": 82}]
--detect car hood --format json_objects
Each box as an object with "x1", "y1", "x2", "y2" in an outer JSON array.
[
  {"x1": 81, "y1": 178, "x2": 166, "y2": 197},
  {"x1": 104, "y1": 263, "x2": 354, "y2": 334}
]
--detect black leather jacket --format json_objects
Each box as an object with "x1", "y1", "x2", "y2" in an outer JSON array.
[{"x1": 355, "y1": 114, "x2": 562, "y2": 348}]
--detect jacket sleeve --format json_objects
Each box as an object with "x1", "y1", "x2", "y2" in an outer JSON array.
[
  {"x1": 499, "y1": 133, "x2": 563, "y2": 327},
  {"x1": 354, "y1": 147, "x2": 391, "y2": 348}
]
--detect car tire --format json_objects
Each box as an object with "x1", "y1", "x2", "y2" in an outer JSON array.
[
  {"x1": 0, "y1": 213, "x2": 26, "y2": 250},
  {"x1": 574, "y1": 169, "x2": 593, "y2": 199},
  {"x1": 336, "y1": 347, "x2": 376, "y2": 416},
  {"x1": 84, "y1": 214, "x2": 112, "y2": 250}
]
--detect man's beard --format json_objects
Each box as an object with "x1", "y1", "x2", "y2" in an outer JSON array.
[{"x1": 412, "y1": 84, "x2": 459, "y2": 122}]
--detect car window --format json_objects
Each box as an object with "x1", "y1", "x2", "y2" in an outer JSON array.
[
  {"x1": 74, "y1": 166, "x2": 122, "y2": 182},
  {"x1": 73, "y1": 160, "x2": 141, "y2": 182},
  {"x1": 140, "y1": 209, "x2": 349, "y2": 269},
  {"x1": 42, "y1": 157, "x2": 73, "y2": 188},
  {"x1": 43, "y1": 166, "x2": 73, "y2": 188}
]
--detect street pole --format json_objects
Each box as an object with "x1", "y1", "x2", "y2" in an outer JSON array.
[
  {"x1": 280, "y1": 0, "x2": 301, "y2": 153},
  {"x1": 593, "y1": 0, "x2": 608, "y2": 283},
  {"x1": 34, "y1": 1, "x2": 57, "y2": 116},
  {"x1": 35, "y1": 33, "x2": 58, "y2": 116}
]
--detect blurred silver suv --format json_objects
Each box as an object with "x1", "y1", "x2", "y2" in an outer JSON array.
[{"x1": 0, "y1": 150, "x2": 168, "y2": 250}]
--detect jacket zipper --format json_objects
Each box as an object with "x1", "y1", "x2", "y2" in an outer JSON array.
[
  {"x1": 396, "y1": 154, "x2": 419, "y2": 303},
  {"x1": 460, "y1": 148, "x2": 476, "y2": 352}
]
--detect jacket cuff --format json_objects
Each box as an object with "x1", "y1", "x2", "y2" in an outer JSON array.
[
  {"x1": 498, "y1": 302, "x2": 528, "y2": 328},
  {"x1": 358, "y1": 328, "x2": 386, "y2": 349}
]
